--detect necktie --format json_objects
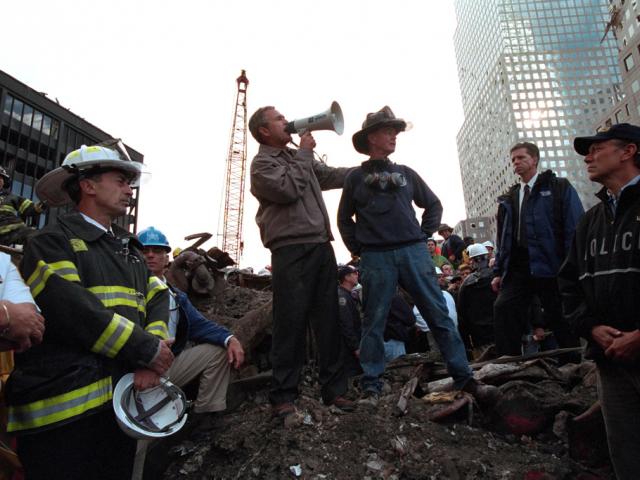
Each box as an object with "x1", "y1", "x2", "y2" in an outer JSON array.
[{"x1": 518, "y1": 185, "x2": 530, "y2": 248}]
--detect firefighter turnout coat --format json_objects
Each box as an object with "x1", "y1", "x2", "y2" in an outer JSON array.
[
  {"x1": 0, "y1": 193, "x2": 40, "y2": 237},
  {"x1": 6, "y1": 212, "x2": 170, "y2": 434}
]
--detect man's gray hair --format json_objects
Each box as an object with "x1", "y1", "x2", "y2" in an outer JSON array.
[{"x1": 249, "y1": 106, "x2": 275, "y2": 143}]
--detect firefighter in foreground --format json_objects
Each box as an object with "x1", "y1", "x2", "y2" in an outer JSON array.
[
  {"x1": 5, "y1": 143, "x2": 173, "y2": 480},
  {"x1": 0, "y1": 167, "x2": 46, "y2": 246}
]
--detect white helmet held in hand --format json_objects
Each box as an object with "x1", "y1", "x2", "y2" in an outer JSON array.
[
  {"x1": 467, "y1": 243, "x2": 489, "y2": 259},
  {"x1": 36, "y1": 139, "x2": 146, "y2": 207},
  {"x1": 113, "y1": 373, "x2": 189, "y2": 440}
]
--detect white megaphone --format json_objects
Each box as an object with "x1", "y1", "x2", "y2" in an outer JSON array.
[{"x1": 285, "y1": 101, "x2": 344, "y2": 135}]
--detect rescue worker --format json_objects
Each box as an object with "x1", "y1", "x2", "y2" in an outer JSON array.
[
  {"x1": 6, "y1": 142, "x2": 173, "y2": 480},
  {"x1": 337, "y1": 264, "x2": 362, "y2": 378},
  {"x1": 0, "y1": 166, "x2": 46, "y2": 246},
  {"x1": 338, "y1": 106, "x2": 498, "y2": 406},
  {"x1": 457, "y1": 243, "x2": 496, "y2": 357},
  {"x1": 138, "y1": 226, "x2": 245, "y2": 429}
]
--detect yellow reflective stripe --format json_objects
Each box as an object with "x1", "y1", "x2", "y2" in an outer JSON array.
[
  {"x1": 0, "y1": 223, "x2": 23, "y2": 234},
  {"x1": 146, "y1": 276, "x2": 167, "y2": 303},
  {"x1": 49, "y1": 260, "x2": 80, "y2": 282},
  {"x1": 18, "y1": 199, "x2": 33, "y2": 215},
  {"x1": 91, "y1": 313, "x2": 134, "y2": 358},
  {"x1": 0, "y1": 205, "x2": 16, "y2": 214},
  {"x1": 27, "y1": 260, "x2": 80, "y2": 298},
  {"x1": 7, "y1": 377, "x2": 112, "y2": 432},
  {"x1": 88, "y1": 286, "x2": 145, "y2": 313},
  {"x1": 26, "y1": 260, "x2": 54, "y2": 298},
  {"x1": 145, "y1": 320, "x2": 169, "y2": 340}
]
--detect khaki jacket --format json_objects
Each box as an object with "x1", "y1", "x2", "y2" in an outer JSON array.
[{"x1": 250, "y1": 144, "x2": 349, "y2": 250}]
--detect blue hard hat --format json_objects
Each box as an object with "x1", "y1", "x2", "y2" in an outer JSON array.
[{"x1": 138, "y1": 226, "x2": 171, "y2": 252}]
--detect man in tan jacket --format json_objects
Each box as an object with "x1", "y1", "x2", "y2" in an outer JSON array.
[{"x1": 249, "y1": 106, "x2": 354, "y2": 417}]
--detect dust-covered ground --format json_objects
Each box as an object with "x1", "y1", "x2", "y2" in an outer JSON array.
[
  {"x1": 151, "y1": 284, "x2": 612, "y2": 480},
  {"x1": 154, "y1": 361, "x2": 612, "y2": 480}
]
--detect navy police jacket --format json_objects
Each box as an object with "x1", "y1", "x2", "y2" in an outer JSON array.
[{"x1": 559, "y1": 182, "x2": 640, "y2": 362}]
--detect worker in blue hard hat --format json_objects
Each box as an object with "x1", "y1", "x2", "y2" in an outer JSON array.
[{"x1": 138, "y1": 226, "x2": 245, "y2": 430}]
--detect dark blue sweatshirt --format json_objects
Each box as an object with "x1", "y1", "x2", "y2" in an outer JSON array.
[{"x1": 338, "y1": 158, "x2": 443, "y2": 254}]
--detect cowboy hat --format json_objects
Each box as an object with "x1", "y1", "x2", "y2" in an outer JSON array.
[{"x1": 352, "y1": 106, "x2": 407, "y2": 154}]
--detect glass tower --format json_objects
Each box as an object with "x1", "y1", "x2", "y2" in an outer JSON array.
[{"x1": 454, "y1": 0, "x2": 622, "y2": 235}]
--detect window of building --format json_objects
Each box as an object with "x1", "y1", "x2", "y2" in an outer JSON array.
[
  {"x1": 32, "y1": 111, "x2": 42, "y2": 132},
  {"x1": 11, "y1": 99, "x2": 23, "y2": 122},
  {"x1": 2, "y1": 95, "x2": 12, "y2": 116}
]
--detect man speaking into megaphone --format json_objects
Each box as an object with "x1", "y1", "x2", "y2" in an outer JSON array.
[{"x1": 248, "y1": 105, "x2": 355, "y2": 418}]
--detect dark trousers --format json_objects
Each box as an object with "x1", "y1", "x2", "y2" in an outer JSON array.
[
  {"x1": 494, "y1": 263, "x2": 580, "y2": 361},
  {"x1": 17, "y1": 408, "x2": 136, "y2": 480},
  {"x1": 597, "y1": 362, "x2": 640, "y2": 480},
  {"x1": 270, "y1": 242, "x2": 346, "y2": 405}
]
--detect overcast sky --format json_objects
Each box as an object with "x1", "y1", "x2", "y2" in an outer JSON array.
[{"x1": 2, "y1": 0, "x2": 466, "y2": 269}]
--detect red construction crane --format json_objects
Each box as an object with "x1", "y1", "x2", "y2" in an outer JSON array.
[{"x1": 221, "y1": 70, "x2": 249, "y2": 264}]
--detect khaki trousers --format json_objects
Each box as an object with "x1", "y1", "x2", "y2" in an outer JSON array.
[{"x1": 168, "y1": 343, "x2": 230, "y2": 413}]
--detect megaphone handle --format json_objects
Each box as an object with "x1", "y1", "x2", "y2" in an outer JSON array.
[{"x1": 289, "y1": 139, "x2": 327, "y2": 165}]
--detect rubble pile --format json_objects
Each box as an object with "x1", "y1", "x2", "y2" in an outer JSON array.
[
  {"x1": 158, "y1": 355, "x2": 612, "y2": 479},
  {"x1": 191, "y1": 283, "x2": 271, "y2": 328},
  {"x1": 151, "y1": 266, "x2": 613, "y2": 479}
]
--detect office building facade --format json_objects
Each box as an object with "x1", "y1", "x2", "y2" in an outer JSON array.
[
  {"x1": 595, "y1": 0, "x2": 640, "y2": 128},
  {"x1": 0, "y1": 69, "x2": 143, "y2": 230},
  {"x1": 454, "y1": 0, "x2": 622, "y2": 238},
  {"x1": 453, "y1": 217, "x2": 492, "y2": 244}
]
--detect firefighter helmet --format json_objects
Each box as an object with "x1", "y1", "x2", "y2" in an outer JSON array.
[
  {"x1": 113, "y1": 373, "x2": 189, "y2": 440},
  {"x1": 138, "y1": 227, "x2": 171, "y2": 252},
  {"x1": 36, "y1": 140, "x2": 145, "y2": 207}
]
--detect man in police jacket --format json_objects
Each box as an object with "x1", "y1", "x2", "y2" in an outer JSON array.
[{"x1": 560, "y1": 123, "x2": 640, "y2": 479}]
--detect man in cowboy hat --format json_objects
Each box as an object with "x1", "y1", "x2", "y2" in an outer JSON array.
[
  {"x1": 437, "y1": 223, "x2": 465, "y2": 267},
  {"x1": 338, "y1": 106, "x2": 498, "y2": 406}
]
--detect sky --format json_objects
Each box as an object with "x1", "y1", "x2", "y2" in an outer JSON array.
[{"x1": 2, "y1": 0, "x2": 467, "y2": 269}]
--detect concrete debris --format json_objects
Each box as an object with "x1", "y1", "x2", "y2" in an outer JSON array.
[
  {"x1": 149, "y1": 275, "x2": 615, "y2": 479},
  {"x1": 288, "y1": 464, "x2": 302, "y2": 477}
]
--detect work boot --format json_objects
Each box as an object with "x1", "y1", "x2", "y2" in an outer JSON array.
[
  {"x1": 190, "y1": 411, "x2": 223, "y2": 433},
  {"x1": 327, "y1": 396, "x2": 356, "y2": 412},
  {"x1": 358, "y1": 391, "x2": 380, "y2": 408},
  {"x1": 462, "y1": 379, "x2": 501, "y2": 406},
  {"x1": 271, "y1": 402, "x2": 296, "y2": 418}
]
